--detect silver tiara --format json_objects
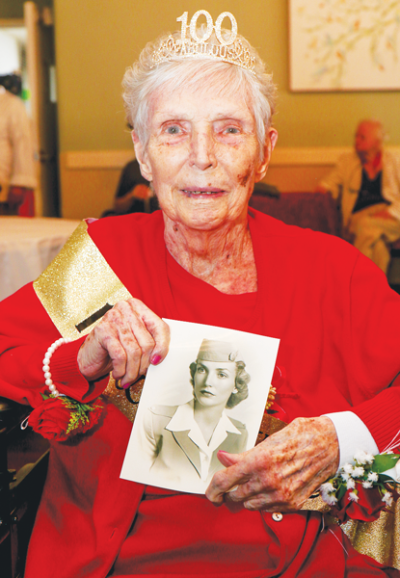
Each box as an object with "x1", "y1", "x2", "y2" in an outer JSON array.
[{"x1": 151, "y1": 10, "x2": 256, "y2": 71}]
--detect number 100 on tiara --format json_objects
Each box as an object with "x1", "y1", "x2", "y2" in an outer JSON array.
[
  {"x1": 177, "y1": 10, "x2": 238, "y2": 46},
  {"x1": 151, "y1": 10, "x2": 255, "y2": 71}
]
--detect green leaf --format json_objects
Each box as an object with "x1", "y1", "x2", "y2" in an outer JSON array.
[
  {"x1": 337, "y1": 484, "x2": 347, "y2": 501},
  {"x1": 371, "y1": 454, "x2": 400, "y2": 473},
  {"x1": 379, "y1": 474, "x2": 397, "y2": 483}
]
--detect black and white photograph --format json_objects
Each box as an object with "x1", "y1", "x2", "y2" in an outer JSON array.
[{"x1": 120, "y1": 319, "x2": 280, "y2": 494}]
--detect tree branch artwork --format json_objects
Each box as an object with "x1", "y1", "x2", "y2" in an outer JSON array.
[{"x1": 289, "y1": 0, "x2": 400, "y2": 91}]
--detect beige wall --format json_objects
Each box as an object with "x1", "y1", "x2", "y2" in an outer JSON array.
[
  {"x1": 58, "y1": 148, "x2": 335, "y2": 220},
  {"x1": 53, "y1": 0, "x2": 400, "y2": 218}
]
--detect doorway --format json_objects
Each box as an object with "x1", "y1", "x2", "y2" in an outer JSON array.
[{"x1": 0, "y1": 2, "x2": 59, "y2": 216}]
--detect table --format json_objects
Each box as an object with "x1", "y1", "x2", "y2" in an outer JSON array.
[{"x1": 0, "y1": 217, "x2": 80, "y2": 301}]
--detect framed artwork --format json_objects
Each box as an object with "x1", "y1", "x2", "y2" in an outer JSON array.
[{"x1": 289, "y1": 0, "x2": 400, "y2": 91}]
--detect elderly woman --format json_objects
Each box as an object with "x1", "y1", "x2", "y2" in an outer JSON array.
[
  {"x1": 139, "y1": 338, "x2": 249, "y2": 489},
  {"x1": 1, "y1": 11, "x2": 400, "y2": 578}
]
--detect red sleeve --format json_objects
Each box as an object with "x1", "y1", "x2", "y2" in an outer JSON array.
[
  {"x1": 344, "y1": 253, "x2": 400, "y2": 452},
  {"x1": 0, "y1": 283, "x2": 107, "y2": 407},
  {"x1": 352, "y1": 386, "x2": 400, "y2": 451}
]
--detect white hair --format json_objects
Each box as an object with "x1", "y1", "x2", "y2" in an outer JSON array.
[{"x1": 122, "y1": 28, "x2": 277, "y2": 156}]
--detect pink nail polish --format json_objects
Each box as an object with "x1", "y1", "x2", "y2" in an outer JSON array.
[
  {"x1": 123, "y1": 382, "x2": 132, "y2": 390},
  {"x1": 151, "y1": 354, "x2": 162, "y2": 365}
]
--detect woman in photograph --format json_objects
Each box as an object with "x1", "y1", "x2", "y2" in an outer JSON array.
[
  {"x1": 141, "y1": 339, "x2": 249, "y2": 486},
  {"x1": 1, "y1": 10, "x2": 400, "y2": 578}
]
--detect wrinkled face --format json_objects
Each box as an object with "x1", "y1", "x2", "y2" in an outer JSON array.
[
  {"x1": 193, "y1": 360, "x2": 236, "y2": 408},
  {"x1": 134, "y1": 80, "x2": 277, "y2": 232},
  {"x1": 354, "y1": 122, "x2": 382, "y2": 156}
]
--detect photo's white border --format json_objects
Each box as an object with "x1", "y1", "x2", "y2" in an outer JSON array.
[{"x1": 120, "y1": 319, "x2": 280, "y2": 494}]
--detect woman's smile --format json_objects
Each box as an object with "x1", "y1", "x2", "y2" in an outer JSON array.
[
  {"x1": 181, "y1": 187, "x2": 226, "y2": 199},
  {"x1": 134, "y1": 82, "x2": 269, "y2": 232}
]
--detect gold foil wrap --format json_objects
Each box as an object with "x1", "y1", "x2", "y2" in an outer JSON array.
[
  {"x1": 301, "y1": 494, "x2": 332, "y2": 514},
  {"x1": 341, "y1": 500, "x2": 400, "y2": 569},
  {"x1": 102, "y1": 376, "x2": 144, "y2": 424},
  {"x1": 33, "y1": 220, "x2": 134, "y2": 413},
  {"x1": 256, "y1": 412, "x2": 287, "y2": 444},
  {"x1": 33, "y1": 220, "x2": 132, "y2": 341}
]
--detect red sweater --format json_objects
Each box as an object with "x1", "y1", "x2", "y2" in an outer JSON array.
[{"x1": 1, "y1": 209, "x2": 399, "y2": 577}]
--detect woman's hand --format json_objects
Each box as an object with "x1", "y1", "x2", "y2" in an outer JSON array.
[
  {"x1": 206, "y1": 416, "x2": 339, "y2": 511},
  {"x1": 77, "y1": 299, "x2": 170, "y2": 387}
]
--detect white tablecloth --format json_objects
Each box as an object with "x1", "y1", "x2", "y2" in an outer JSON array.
[{"x1": 0, "y1": 217, "x2": 80, "y2": 301}]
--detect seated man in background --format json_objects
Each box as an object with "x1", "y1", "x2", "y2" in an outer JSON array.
[
  {"x1": 317, "y1": 120, "x2": 400, "y2": 274},
  {"x1": 103, "y1": 158, "x2": 159, "y2": 216}
]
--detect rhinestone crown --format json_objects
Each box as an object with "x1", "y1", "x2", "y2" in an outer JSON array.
[{"x1": 151, "y1": 10, "x2": 256, "y2": 71}]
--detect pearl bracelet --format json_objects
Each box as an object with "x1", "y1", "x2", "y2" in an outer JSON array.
[{"x1": 42, "y1": 337, "x2": 70, "y2": 397}]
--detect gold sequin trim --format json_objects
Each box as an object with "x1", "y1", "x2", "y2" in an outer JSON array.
[
  {"x1": 33, "y1": 220, "x2": 132, "y2": 340},
  {"x1": 102, "y1": 376, "x2": 144, "y2": 424},
  {"x1": 33, "y1": 220, "x2": 135, "y2": 416},
  {"x1": 341, "y1": 499, "x2": 400, "y2": 569}
]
